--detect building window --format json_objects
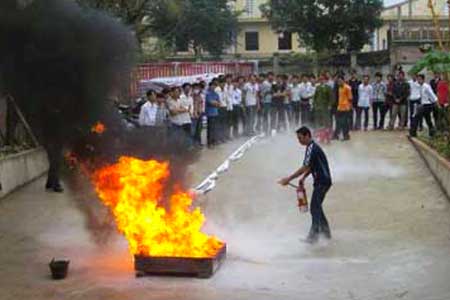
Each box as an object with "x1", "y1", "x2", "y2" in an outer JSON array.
[
  {"x1": 245, "y1": 31, "x2": 259, "y2": 51},
  {"x1": 175, "y1": 37, "x2": 189, "y2": 52},
  {"x1": 245, "y1": 0, "x2": 255, "y2": 16},
  {"x1": 382, "y1": 39, "x2": 386, "y2": 50},
  {"x1": 278, "y1": 32, "x2": 292, "y2": 50}
]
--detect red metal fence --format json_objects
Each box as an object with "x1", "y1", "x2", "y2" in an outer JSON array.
[{"x1": 130, "y1": 62, "x2": 255, "y2": 98}]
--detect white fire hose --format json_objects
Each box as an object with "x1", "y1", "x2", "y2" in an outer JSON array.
[{"x1": 193, "y1": 133, "x2": 265, "y2": 195}]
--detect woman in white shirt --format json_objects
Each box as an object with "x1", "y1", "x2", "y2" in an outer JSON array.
[{"x1": 356, "y1": 75, "x2": 373, "y2": 131}]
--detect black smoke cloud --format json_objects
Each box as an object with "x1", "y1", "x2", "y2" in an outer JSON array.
[
  {"x1": 0, "y1": 0, "x2": 137, "y2": 147},
  {"x1": 0, "y1": 0, "x2": 199, "y2": 168},
  {"x1": 0, "y1": 0, "x2": 200, "y2": 245}
]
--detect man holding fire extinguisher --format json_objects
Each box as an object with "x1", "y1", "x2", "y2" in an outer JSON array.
[{"x1": 278, "y1": 126, "x2": 333, "y2": 244}]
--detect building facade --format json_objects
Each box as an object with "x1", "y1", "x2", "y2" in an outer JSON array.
[
  {"x1": 231, "y1": 0, "x2": 307, "y2": 58},
  {"x1": 374, "y1": 0, "x2": 449, "y2": 51}
]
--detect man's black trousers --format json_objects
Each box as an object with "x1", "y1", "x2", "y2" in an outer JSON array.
[
  {"x1": 410, "y1": 104, "x2": 436, "y2": 137},
  {"x1": 310, "y1": 184, "x2": 331, "y2": 235}
]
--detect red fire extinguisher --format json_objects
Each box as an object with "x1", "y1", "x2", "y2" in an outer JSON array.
[{"x1": 296, "y1": 181, "x2": 309, "y2": 213}]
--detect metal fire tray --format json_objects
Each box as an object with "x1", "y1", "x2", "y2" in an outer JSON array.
[{"x1": 134, "y1": 244, "x2": 226, "y2": 279}]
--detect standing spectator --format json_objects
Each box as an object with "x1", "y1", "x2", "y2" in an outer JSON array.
[
  {"x1": 191, "y1": 83, "x2": 204, "y2": 146},
  {"x1": 437, "y1": 77, "x2": 449, "y2": 107},
  {"x1": 330, "y1": 74, "x2": 339, "y2": 130},
  {"x1": 223, "y1": 75, "x2": 235, "y2": 140},
  {"x1": 216, "y1": 79, "x2": 227, "y2": 143},
  {"x1": 255, "y1": 74, "x2": 266, "y2": 133},
  {"x1": 290, "y1": 75, "x2": 302, "y2": 127},
  {"x1": 385, "y1": 74, "x2": 395, "y2": 122},
  {"x1": 231, "y1": 78, "x2": 245, "y2": 138},
  {"x1": 326, "y1": 71, "x2": 335, "y2": 89},
  {"x1": 283, "y1": 75, "x2": 293, "y2": 126},
  {"x1": 389, "y1": 72, "x2": 410, "y2": 130},
  {"x1": 333, "y1": 76, "x2": 352, "y2": 141},
  {"x1": 436, "y1": 77, "x2": 449, "y2": 130},
  {"x1": 313, "y1": 74, "x2": 334, "y2": 129},
  {"x1": 138, "y1": 89, "x2": 158, "y2": 127},
  {"x1": 371, "y1": 73, "x2": 388, "y2": 130},
  {"x1": 272, "y1": 74, "x2": 288, "y2": 132},
  {"x1": 348, "y1": 71, "x2": 361, "y2": 130},
  {"x1": 167, "y1": 86, "x2": 192, "y2": 138},
  {"x1": 205, "y1": 81, "x2": 221, "y2": 148},
  {"x1": 260, "y1": 72, "x2": 275, "y2": 136},
  {"x1": 410, "y1": 74, "x2": 437, "y2": 137},
  {"x1": 154, "y1": 93, "x2": 170, "y2": 127},
  {"x1": 430, "y1": 72, "x2": 442, "y2": 125},
  {"x1": 430, "y1": 72, "x2": 441, "y2": 94},
  {"x1": 299, "y1": 74, "x2": 315, "y2": 125},
  {"x1": 243, "y1": 74, "x2": 259, "y2": 136},
  {"x1": 356, "y1": 75, "x2": 372, "y2": 131},
  {"x1": 408, "y1": 74, "x2": 422, "y2": 131}
]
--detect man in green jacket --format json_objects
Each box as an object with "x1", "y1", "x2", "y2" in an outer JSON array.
[{"x1": 313, "y1": 75, "x2": 334, "y2": 129}]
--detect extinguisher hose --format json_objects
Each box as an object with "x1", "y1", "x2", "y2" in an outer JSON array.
[{"x1": 288, "y1": 183, "x2": 299, "y2": 189}]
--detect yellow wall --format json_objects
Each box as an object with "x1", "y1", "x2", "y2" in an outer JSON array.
[
  {"x1": 233, "y1": 0, "x2": 306, "y2": 56},
  {"x1": 235, "y1": 22, "x2": 305, "y2": 57}
]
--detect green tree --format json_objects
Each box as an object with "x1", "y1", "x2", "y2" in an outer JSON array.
[
  {"x1": 76, "y1": 0, "x2": 239, "y2": 57},
  {"x1": 147, "y1": 0, "x2": 240, "y2": 57},
  {"x1": 75, "y1": 0, "x2": 156, "y2": 46},
  {"x1": 261, "y1": 0, "x2": 383, "y2": 53}
]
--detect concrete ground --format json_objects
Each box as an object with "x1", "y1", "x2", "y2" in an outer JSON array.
[{"x1": 1, "y1": 130, "x2": 450, "y2": 300}]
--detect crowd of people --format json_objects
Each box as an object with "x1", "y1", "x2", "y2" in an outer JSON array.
[{"x1": 136, "y1": 70, "x2": 449, "y2": 148}]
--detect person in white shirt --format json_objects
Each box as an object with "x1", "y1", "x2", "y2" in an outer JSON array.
[
  {"x1": 243, "y1": 74, "x2": 259, "y2": 135},
  {"x1": 139, "y1": 89, "x2": 158, "y2": 127},
  {"x1": 298, "y1": 74, "x2": 315, "y2": 125},
  {"x1": 223, "y1": 75, "x2": 235, "y2": 140},
  {"x1": 290, "y1": 75, "x2": 302, "y2": 127},
  {"x1": 410, "y1": 74, "x2": 438, "y2": 137},
  {"x1": 167, "y1": 86, "x2": 192, "y2": 140},
  {"x1": 408, "y1": 74, "x2": 423, "y2": 130},
  {"x1": 215, "y1": 80, "x2": 228, "y2": 143},
  {"x1": 356, "y1": 75, "x2": 373, "y2": 131},
  {"x1": 231, "y1": 77, "x2": 245, "y2": 138},
  {"x1": 259, "y1": 72, "x2": 274, "y2": 136}
]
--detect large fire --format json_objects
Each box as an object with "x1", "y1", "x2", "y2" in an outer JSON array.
[{"x1": 92, "y1": 156, "x2": 224, "y2": 258}]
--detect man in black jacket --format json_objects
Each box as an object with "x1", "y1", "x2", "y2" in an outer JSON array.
[
  {"x1": 348, "y1": 71, "x2": 360, "y2": 130},
  {"x1": 388, "y1": 72, "x2": 410, "y2": 130}
]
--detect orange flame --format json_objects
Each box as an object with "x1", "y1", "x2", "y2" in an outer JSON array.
[
  {"x1": 91, "y1": 122, "x2": 106, "y2": 134},
  {"x1": 92, "y1": 156, "x2": 224, "y2": 258}
]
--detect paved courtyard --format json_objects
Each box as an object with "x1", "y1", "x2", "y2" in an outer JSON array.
[{"x1": 1, "y1": 131, "x2": 449, "y2": 300}]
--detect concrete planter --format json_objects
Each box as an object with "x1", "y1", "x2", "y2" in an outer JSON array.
[
  {"x1": 0, "y1": 148, "x2": 49, "y2": 198},
  {"x1": 410, "y1": 137, "x2": 450, "y2": 200}
]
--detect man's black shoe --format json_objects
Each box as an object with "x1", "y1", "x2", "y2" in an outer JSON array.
[
  {"x1": 304, "y1": 232, "x2": 319, "y2": 244},
  {"x1": 52, "y1": 185, "x2": 64, "y2": 193},
  {"x1": 321, "y1": 230, "x2": 332, "y2": 240}
]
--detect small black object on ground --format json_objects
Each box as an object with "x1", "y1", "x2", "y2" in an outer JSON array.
[{"x1": 49, "y1": 258, "x2": 70, "y2": 280}]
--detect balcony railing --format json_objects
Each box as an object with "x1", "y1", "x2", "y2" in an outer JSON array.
[{"x1": 391, "y1": 29, "x2": 450, "y2": 43}]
